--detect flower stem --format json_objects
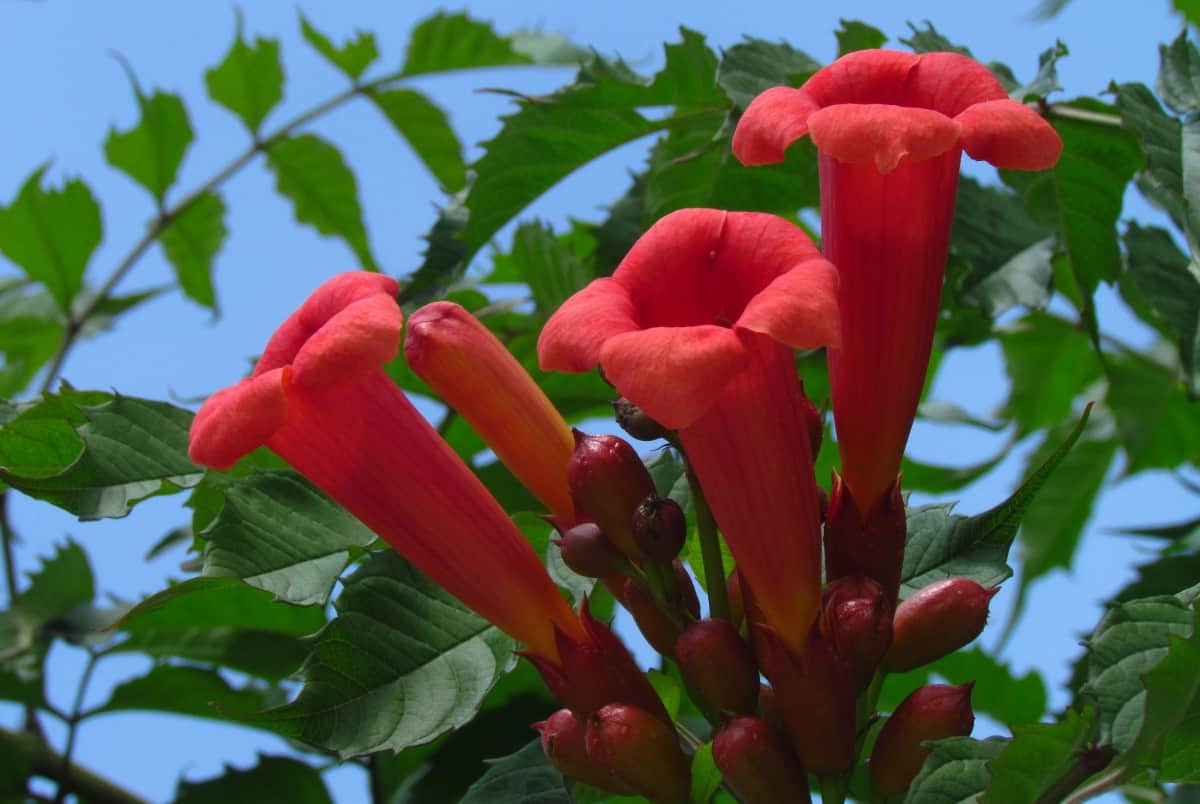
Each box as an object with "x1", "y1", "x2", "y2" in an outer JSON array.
[
  {"x1": 818, "y1": 773, "x2": 847, "y2": 804},
  {"x1": 685, "y1": 459, "x2": 730, "y2": 621},
  {"x1": 54, "y1": 649, "x2": 100, "y2": 804}
]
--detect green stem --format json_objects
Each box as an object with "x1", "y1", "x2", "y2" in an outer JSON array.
[
  {"x1": 54, "y1": 650, "x2": 100, "y2": 804},
  {"x1": 1, "y1": 727, "x2": 146, "y2": 804},
  {"x1": 818, "y1": 774, "x2": 847, "y2": 804},
  {"x1": 685, "y1": 460, "x2": 730, "y2": 621}
]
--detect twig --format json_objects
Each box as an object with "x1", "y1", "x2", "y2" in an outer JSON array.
[
  {"x1": 54, "y1": 649, "x2": 100, "y2": 804},
  {"x1": 1060, "y1": 763, "x2": 1124, "y2": 804},
  {"x1": 1040, "y1": 102, "x2": 1124, "y2": 128},
  {"x1": 2, "y1": 726, "x2": 146, "y2": 804}
]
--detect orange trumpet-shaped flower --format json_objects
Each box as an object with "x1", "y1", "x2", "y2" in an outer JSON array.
[
  {"x1": 404, "y1": 301, "x2": 577, "y2": 525},
  {"x1": 734, "y1": 49, "x2": 1062, "y2": 509},
  {"x1": 188, "y1": 273, "x2": 584, "y2": 662},
  {"x1": 538, "y1": 209, "x2": 841, "y2": 654}
]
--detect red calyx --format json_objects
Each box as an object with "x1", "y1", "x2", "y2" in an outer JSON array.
[{"x1": 824, "y1": 473, "x2": 906, "y2": 602}]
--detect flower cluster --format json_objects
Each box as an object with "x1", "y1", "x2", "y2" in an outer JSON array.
[{"x1": 189, "y1": 48, "x2": 1061, "y2": 803}]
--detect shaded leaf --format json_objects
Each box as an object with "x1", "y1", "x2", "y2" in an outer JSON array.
[
  {"x1": 1123, "y1": 223, "x2": 1200, "y2": 394},
  {"x1": 105, "y1": 76, "x2": 193, "y2": 202},
  {"x1": 299, "y1": 14, "x2": 378, "y2": 81},
  {"x1": 900, "y1": 450, "x2": 1005, "y2": 495},
  {"x1": 94, "y1": 664, "x2": 274, "y2": 724},
  {"x1": 835, "y1": 20, "x2": 887, "y2": 56},
  {"x1": 1113, "y1": 82, "x2": 1191, "y2": 237},
  {"x1": 205, "y1": 13, "x2": 284, "y2": 133},
  {"x1": 904, "y1": 736, "x2": 1007, "y2": 804},
  {"x1": 500, "y1": 221, "x2": 590, "y2": 319},
  {"x1": 1009, "y1": 41, "x2": 1068, "y2": 102},
  {"x1": 367, "y1": 88, "x2": 466, "y2": 192},
  {"x1": 112, "y1": 577, "x2": 325, "y2": 680},
  {"x1": 459, "y1": 740, "x2": 570, "y2": 804},
  {"x1": 398, "y1": 196, "x2": 470, "y2": 306},
  {"x1": 1107, "y1": 350, "x2": 1200, "y2": 473},
  {"x1": 175, "y1": 755, "x2": 331, "y2": 804},
  {"x1": 983, "y1": 708, "x2": 1097, "y2": 802},
  {"x1": 265, "y1": 134, "x2": 378, "y2": 270},
  {"x1": 159, "y1": 191, "x2": 227, "y2": 308},
  {"x1": 900, "y1": 22, "x2": 973, "y2": 57},
  {"x1": 0, "y1": 282, "x2": 63, "y2": 397},
  {"x1": 247, "y1": 551, "x2": 516, "y2": 757},
  {"x1": 1000, "y1": 312, "x2": 1102, "y2": 437},
  {"x1": 1159, "y1": 31, "x2": 1200, "y2": 115},
  {"x1": 0, "y1": 167, "x2": 102, "y2": 313},
  {"x1": 200, "y1": 471, "x2": 376, "y2": 607},
  {"x1": 716, "y1": 37, "x2": 820, "y2": 111}
]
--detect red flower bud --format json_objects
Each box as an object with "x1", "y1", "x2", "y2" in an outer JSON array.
[
  {"x1": 824, "y1": 473, "x2": 906, "y2": 602},
  {"x1": 567, "y1": 431, "x2": 656, "y2": 559},
  {"x1": 870, "y1": 683, "x2": 975, "y2": 796},
  {"x1": 885, "y1": 579, "x2": 998, "y2": 672},
  {"x1": 632, "y1": 496, "x2": 687, "y2": 561},
  {"x1": 673, "y1": 559, "x2": 701, "y2": 619},
  {"x1": 713, "y1": 716, "x2": 811, "y2": 804},
  {"x1": 822, "y1": 575, "x2": 893, "y2": 692},
  {"x1": 675, "y1": 619, "x2": 759, "y2": 715},
  {"x1": 554, "y1": 522, "x2": 627, "y2": 578},
  {"x1": 537, "y1": 709, "x2": 635, "y2": 794},
  {"x1": 621, "y1": 577, "x2": 684, "y2": 657},
  {"x1": 586, "y1": 704, "x2": 691, "y2": 804},
  {"x1": 726, "y1": 570, "x2": 746, "y2": 630},
  {"x1": 612, "y1": 397, "x2": 671, "y2": 442}
]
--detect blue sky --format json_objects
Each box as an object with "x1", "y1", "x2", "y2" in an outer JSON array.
[{"x1": 0, "y1": 1, "x2": 1193, "y2": 800}]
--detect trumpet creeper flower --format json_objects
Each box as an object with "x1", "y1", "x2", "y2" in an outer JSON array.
[
  {"x1": 733, "y1": 49, "x2": 1062, "y2": 508},
  {"x1": 538, "y1": 209, "x2": 841, "y2": 654},
  {"x1": 188, "y1": 272, "x2": 584, "y2": 663}
]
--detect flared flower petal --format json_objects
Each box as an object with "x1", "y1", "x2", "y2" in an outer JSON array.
[
  {"x1": 736, "y1": 259, "x2": 842, "y2": 350},
  {"x1": 188, "y1": 368, "x2": 288, "y2": 471},
  {"x1": 808, "y1": 104, "x2": 962, "y2": 174},
  {"x1": 956, "y1": 99, "x2": 1064, "y2": 169},
  {"x1": 537, "y1": 279, "x2": 639, "y2": 372}
]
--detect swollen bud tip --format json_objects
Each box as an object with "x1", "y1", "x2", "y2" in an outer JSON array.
[
  {"x1": 632, "y1": 495, "x2": 687, "y2": 561},
  {"x1": 555, "y1": 522, "x2": 627, "y2": 578},
  {"x1": 612, "y1": 397, "x2": 671, "y2": 441},
  {"x1": 585, "y1": 704, "x2": 691, "y2": 804},
  {"x1": 713, "y1": 717, "x2": 811, "y2": 804},
  {"x1": 675, "y1": 619, "x2": 760, "y2": 715},
  {"x1": 885, "y1": 578, "x2": 996, "y2": 673},
  {"x1": 567, "y1": 432, "x2": 656, "y2": 559},
  {"x1": 537, "y1": 709, "x2": 634, "y2": 794}
]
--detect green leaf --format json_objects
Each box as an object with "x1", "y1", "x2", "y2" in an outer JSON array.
[
  {"x1": 983, "y1": 708, "x2": 1097, "y2": 802},
  {"x1": 1080, "y1": 590, "x2": 1198, "y2": 751},
  {"x1": 401, "y1": 13, "x2": 536, "y2": 76},
  {"x1": 1123, "y1": 223, "x2": 1200, "y2": 394},
  {"x1": 690, "y1": 742, "x2": 723, "y2": 804},
  {"x1": 247, "y1": 551, "x2": 517, "y2": 757},
  {"x1": 1107, "y1": 350, "x2": 1200, "y2": 473},
  {"x1": 0, "y1": 392, "x2": 203, "y2": 519},
  {"x1": 459, "y1": 740, "x2": 571, "y2": 804},
  {"x1": 175, "y1": 756, "x2": 332, "y2": 804},
  {"x1": 367, "y1": 88, "x2": 467, "y2": 192},
  {"x1": 0, "y1": 167, "x2": 102, "y2": 313},
  {"x1": 399, "y1": 197, "x2": 470, "y2": 306},
  {"x1": 1016, "y1": 404, "x2": 1116, "y2": 586},
  {"x1": 1000, "y1": 312, "x2": 1103, "y2": 437},
  {"x1": 900, "y1": 450, "x2": 1005, "y2": 495},
  {"x1": 93, "y1": 664, "x2": 274, "y2": 724},
  {"x1": 900, "y1": 22, "x2": 973, "y2": 57},
  {"x1": 1159, "y1": 31, "x2": 1200, "y2": 115},
  {"x1": 205, "y1": 13, "x2": 284, "y2": 134},
  {"x1": 0, "y1": 282, "x2": 64, "y2": 397},
  {"x1": 878, "y1": 648, "x2": 1047, "y2": 726},
  {"x1": 299, "y1": 14, "x2": 378, "y2": 81},
  {"x1": 199, "y1": 471, "x2": 377, "y2": 607},
  {"x1": 104, "y1": 76, "x2": 193, "y2": 202},
  {"x1": 1009, "y1": 42, "x2": 1068, "y2": 102},
  {"x1": 112, "y1": 577, "x2": 325, "y2": 680},
  {"x1": 265, "y1": 134, "x2": 378, "y2": 270},
  {"x1": 159, "y1": 191, "x2": 227, "y2": 309},
  {"x1": 899, "y1": 405, "x2": 1093, "y2": 597},
  {"x1": 502, "y1": 221, "x2": 590, "y2": 319},
  {"x1": 716, "y1": 37, "x2": 820, "y2": 110},
  {"x1": 1112, "y1": 82, "x2": 1191, "y2": 237},
  {"x1": 904, "y1": 736, "x2": 1007, "y2": 804},
  {"x1": 835, "y1": 20, "x2": 887, "y2": 55}
]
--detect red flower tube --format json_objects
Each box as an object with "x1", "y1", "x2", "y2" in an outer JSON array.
[
  {"x1": 538, "y1": 209, "x2": 840, "y2": 654},
  {"x1": 733, "y1": 49, "x2": 1062, "y2": 508},
  {"x1": 188, "y1": 273, "x2": 584, "y2": 663},
  {"x1": 405, "y1": 301, "x2": 577, "y2": 526}
]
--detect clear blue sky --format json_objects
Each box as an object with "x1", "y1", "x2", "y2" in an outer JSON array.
[{"x1": 0, "y1": 1, "x2": 1191, "y2": 801}]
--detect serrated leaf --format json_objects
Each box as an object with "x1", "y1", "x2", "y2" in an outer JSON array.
[
  {"x1": 247, "y1": 551, "x2": 517, "y2": 757},
  {"x1": 265, "y1": 134, "x2": 378, "y2": 270},
  {"x1": 159, "y1": 191, "x2": 227, "y2": 308},
  {"x1": 1113, "y1": 82, "x2": 1193, "y2": 239},
  {"x1": 1107, "y1": 350, "x2": 1200, "y2": 473},
  {"x1": 1123, "y1": 223, "x2": 1200, "y2": 394},
  {"x1": 900, "y1": 450, "x2": 1005, "y2": 495},
  {"x1": 901, "y1": 22, "x2": 973, "y2": 57},
  {"x1": 1009, "y1": 42, "x2": 1068, "y2": 102},
  {"x1": 1000, "y1": 312, "x2": 1103, "y2": 437},
  {"x1": 367, "y1": 87, "x2": 466, "y2": 192},
  {"x1": 200, "y1": 471, "x2": 376, "y2": 607},
  {"x1": 1159, "y1": 31, "x2": 1200, "y2": 114},
  {"x1": 105, "y1": 79, "x2": 193, "y2": 201},
  {"x1": 983, "y1": 708, "x2": 1097, "y2": 802},
  {"x1": 94, "y1": 664, "x2": 274, "y2": 724},
  {"x1": 502, "y1": 221, "x2": 590, "y2": 319},
  {"x1": 175, "y1": 755, "x2": 331, "y2": 804},
  {"x1": 0, "y1": 392, "x2": 203, "y2": 519},
  {"x1": 459, "y1": 740, "x2": 571, "y2": 804},
  {"x1": 399, "y1": 197, "x2": 470, "y2": 306},
  {"x1": 835, "y1": 20, "x2": 887, "y2": 56},
  {"x1": 205, "y1": 14, "x2": 284, "y2": 133},
  {"x1": 14, "y1": 540, "x2": 94, "y2": 625},
  {"x1": 716, "y1": 37, "x2": 820, "y2": 110},
  {"x1": 899, "y1": 405, "x2": 1093, "y2": 597},
  {"x1": 401, "y1": 12, "x2": 536, "y2": 77},
  {"x1": 0, "y1": 283, "x2": 63, "y2": 398},
  {"x1": 112, "y1": 577, "x2": 324, "y2": 680},
  {"x1": 904, "y1": 736, "x2": 1007, "y2": 804},
  {"x1": 0, "y1": 167, "x2": 102, "y2": 313},
  {"x1": 299, "y1": 14, "x2": 377, "y2": 81}
]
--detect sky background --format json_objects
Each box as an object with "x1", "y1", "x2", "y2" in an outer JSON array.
[{"x1": 0, "y1": 1, "x2": 1194, "y2": 801}]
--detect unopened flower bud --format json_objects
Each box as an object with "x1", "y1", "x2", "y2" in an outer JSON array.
[
  {"x1": 822, "y1": 576, "x2": 892, "y2": 692},
  {"x1": 726, "y1": 570, "x2": 745, "y2": 631},
  {"x1": 675, "y1": 619, "x2": 759, "y2": 714},
  {"x1": 870, "y1": 683, "x2": 975, "y2": 797},
  {"x1": 621, "y1": 577, "x2": 684, "y2": 657},
  {"x1": 673, "y1": 560, "x2": 701, "y2": 619},
  {"x1": 537, "y1": 709, "x2": 635, "y2": 794},
  {"x1": 713, "y1": 717, "x2": 811, "y2": 804},
  {"x1": 632, "y1": 496, "x2": 687, "y2": 561},
  {"x1": 612, "y1": 397, "x2": 671, "y2": 441},
  {"x1": 825, "y1": 473, "x2": 906, "y2": 602},
  {"x1": 567, "y1": 431, "x2": 656, "y2": 559},
  {"x1": 586, "y1": 704, "x2": 691, "y2": 804},
  {"x1": 885, "y1": 579, "x2": 998, "y2": 673},
  {"x1": 554, "y1": 522, "x2": 627, "y2": 578}
]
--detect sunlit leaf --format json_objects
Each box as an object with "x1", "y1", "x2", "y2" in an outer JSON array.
[
  {"x1": 1123, "y1": 223, "x2": 1200, "y2": 394},
  {"x1": 1000, "y1": 312, "x2": 1102, "y2": 437},
  {"x1": 205, "y1": 12, "x2": 284, "y2": 134},
  {"x1": 716, "y1": 37, "x2": 819, "y2": 111},
  {"x1": 159, "y1": 191, "x2": 227, "y2": 309},
  {"x1": 299, "y1": 14, "x2": 378, "y2": 81},
  {"x1": 904, "y1": 736, "x2": 1007, "y2": 803},
  {"x1": 367, "y1": 88, "x2": 467, "y2": 192},
  {"x1": 105, "y1": 73, "x2": 193, "y2": 202},
  {"x1": 1158, "y1": 31, "x2": 1200, "y2": 115},
  {"x1": 983, "y1": 708, "x2": 1098, "y2": 802},
  {"x1": 459, "y1": 739, "x2": 570, "y2": 803},
  {"x1": 835, "y1": 20, "x2": 887, "y2": 55}
]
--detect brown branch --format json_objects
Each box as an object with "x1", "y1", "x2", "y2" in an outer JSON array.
[{"x1": 2, "y1": 727, "x2": 147, "y2": 804}]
